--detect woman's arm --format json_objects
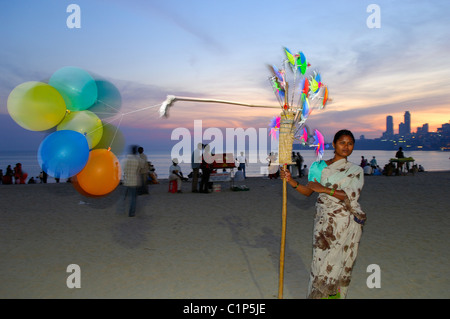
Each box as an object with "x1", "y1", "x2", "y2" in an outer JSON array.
[
  {"x1": 280, "y1": 167, "x2": 314, "y2": 197},
  {"x1": 306, "y1": 179, "x2": 348, "y2": 201}
]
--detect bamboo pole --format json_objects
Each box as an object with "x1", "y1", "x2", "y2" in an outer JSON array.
[
  {"x1": 278, "y1": 163, "x2": 288, "y2": 299},
  {"x1": 278, "y1": 82, "x2": 294, "y2": 299}
]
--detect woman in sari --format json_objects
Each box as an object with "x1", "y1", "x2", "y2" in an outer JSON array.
[{"x1": 281, "y1": 129, "x2": 366, "y2": 299}]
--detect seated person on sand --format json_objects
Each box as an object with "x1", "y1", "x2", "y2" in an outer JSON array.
[
  {"x1": 169, "y1": 158, "x2": 186, "y2": 193},
  {"x1": 363, "y1": 165, "x2": 372, "y2": 175},
  {"x1": 148, "y1": 162, "x2": 159, "y2": 184},
  {"x1": 234, "y1": 166, "x2": 245, "y2": 182},
  {"x1": 13, "y1": 163, "x2": 28, "y2": 184},
  {"x1": 372, "y1": 165, "x2": 382, "y2": 175}
]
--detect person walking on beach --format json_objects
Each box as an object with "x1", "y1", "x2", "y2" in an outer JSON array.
[
  {"x1": 191, "y1": 142, "x2": 202, "y2": 192},
  {"x1": 236, "y1": 151, "x2": 248, "y2": 179},
  {"x1": 123, "y1": 145, "x2": 143, "y2": 217},
  {"x1": 137, "y1": 147, "x2": 149, "y2": 195},
  {"x1": 200, "y1": 144, "x2": 212, "y2": 193},
  {"x1": 280, "y1": 129, "x2": 366, "y2": 299}
]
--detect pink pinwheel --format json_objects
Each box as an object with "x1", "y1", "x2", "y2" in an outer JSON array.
[
  {"x1": 313, "y1": 129, "x2": 325, "y2": 158},
  {"x1": 299, "y1": 127, "x2": 308, "y2": 144},
  {"x1": 269, "y1": 116, "x2": 281, "y2": 140}
]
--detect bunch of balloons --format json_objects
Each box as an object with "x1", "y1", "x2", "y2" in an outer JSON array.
[{"x1": 7, "y1": 66, "x2": 124, "y2": 197}]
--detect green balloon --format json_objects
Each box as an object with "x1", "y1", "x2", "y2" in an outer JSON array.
[
  {"x1": 49, "y1": 66, "x2": 98, "y2": 111},
  {"x1": 7, "y1": 81, "x2": 67, "y2": 131},
  {"x1": 57, "y1": 110, "x2": 103, "y2": 149}
]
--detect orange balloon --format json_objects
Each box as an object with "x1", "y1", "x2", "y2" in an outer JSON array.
[{"x1": 76, "y1": 149, "x2": 121, "y2": 196}]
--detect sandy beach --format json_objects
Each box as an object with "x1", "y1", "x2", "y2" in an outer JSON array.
[{"x1": 0, "y1": 171, "x2": 449, "y2": 299}]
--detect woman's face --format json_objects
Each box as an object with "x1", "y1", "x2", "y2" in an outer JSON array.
[{"x1": 333, "y1": 134, "x2": 354, "y2": 158}]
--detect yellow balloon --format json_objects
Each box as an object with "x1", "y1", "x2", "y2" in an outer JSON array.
[
  {"x1": 7, "y1": 81, "x2": 67, "y2": 131},
  {"x1": 57, "y1": 110, "x2": 103, "y2": 149}
]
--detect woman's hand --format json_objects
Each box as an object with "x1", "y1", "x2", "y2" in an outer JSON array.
[
  {"x1": 306, "y1": 179, "x2": 326, "y2": 193},
  {"x1": 279, "y1": 166, "x2": 292, "y2": 181}
]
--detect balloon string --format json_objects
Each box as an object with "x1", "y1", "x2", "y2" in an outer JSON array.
[
  {"x1": 83, "y1": 114, "x2": 121, "y2": 140},
  {"x1": 96, "y1": 98, "x2": 121, "y2": 112},
  {"x1": 121, "y1": 103, "x2": 162, "y2": 116},
  {"x1": 108, "y1": 114, "x2": 124, "y2": 150},
  {"x1": 82, "y1": 102, "x2": 162, "y2": 149}
]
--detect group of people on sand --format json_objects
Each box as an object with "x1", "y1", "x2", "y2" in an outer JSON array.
[
  {"x1": 360, "y1": 147, "x2": 425, "y2": 176},
  {"x1": 266, "y1": 151, "x2": 308, "y2": 180},
  {"x1": 359, "y1": 156, "x2": 383, "y2": 175},
  {"x1": 169, "y1": 144, "x2": 254, "y2": 194},
  {"x1": 189, "y1": 143, "x2": 231, "y2": 194},
  {"x1": 0, "y1": 163, "x2": 28, "y2": 184}
]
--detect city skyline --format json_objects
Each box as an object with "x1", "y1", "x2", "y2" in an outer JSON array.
[
  {"x1": 355, "y1": 110, "x2": 450, "y2": 151},
  {"x1": 382, "y1": 111, "x2": 448, "y2": 137}
]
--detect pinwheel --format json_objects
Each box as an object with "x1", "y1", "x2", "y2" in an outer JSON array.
[
  {"x1": 313, "y1": 129, "x2": 325, "y2": 159},
  {"x1": 298, "y1": 127, "x2": 308, "y2": 144},
  {"x1": 269, "y1": 116, "x2": 281, "y2": 141}
]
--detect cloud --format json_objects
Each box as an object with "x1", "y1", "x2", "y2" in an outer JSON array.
[{"x1": 109, "y1": 0, "x2": 227, "y2": 55}]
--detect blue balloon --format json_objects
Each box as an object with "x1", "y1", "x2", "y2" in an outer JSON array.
[
  {"x1": 38, "y1": 130, "x2": 89, "y2": 179},
  {"x1": 49, "y1": 66, "x2": 98, "y2": 111}
]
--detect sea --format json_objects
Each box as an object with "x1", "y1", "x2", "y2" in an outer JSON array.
[{"x1": 1, "y1": 149, "x2": 449, "y2": 183}]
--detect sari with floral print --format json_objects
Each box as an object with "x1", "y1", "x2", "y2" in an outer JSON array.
[{"x1": 307, "y1": 158, "x2": 366, "y2": 299}]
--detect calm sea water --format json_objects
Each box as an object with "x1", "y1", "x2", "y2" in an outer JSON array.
[{"x1": 1, "y1": 149, "x2": 449, "y2": 183}]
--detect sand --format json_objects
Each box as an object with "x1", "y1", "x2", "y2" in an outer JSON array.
[{"x1": 0, "y1": 171, "x2": 449, "y2": 299}]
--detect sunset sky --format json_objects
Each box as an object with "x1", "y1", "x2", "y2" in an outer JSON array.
[{"x1": 1, "y1": 0, "x2": 449, "y2": 153}]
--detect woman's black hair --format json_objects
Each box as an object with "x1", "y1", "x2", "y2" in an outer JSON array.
[{"x1": 333, "y1": 129, "x2": 355, "y2": 144}]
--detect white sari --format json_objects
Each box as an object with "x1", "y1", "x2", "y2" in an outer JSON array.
[{"x1": 307, "y1": 159, "x2": 366, "y2": 299}]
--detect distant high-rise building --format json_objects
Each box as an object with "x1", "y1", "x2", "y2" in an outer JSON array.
[
  {"x1": 386, "y1": 115, "x2": 393, "y2": 136},
  {"x1": 399, "y1": 122, "x2": 406, "y2": 136},
  {"x1": 399, "y1": 111, "x2": 411, "y2": 136},
  {"x1": 404, "y1": 111, "x2": 411, "y2": 134},
  {"x1": 417, "y1": 123, "x2": 429, "y2": 135}
]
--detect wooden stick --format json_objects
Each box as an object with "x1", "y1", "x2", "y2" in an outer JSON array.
[
  {"x1": 159, "y1": 95, "x2": 279, "y2": 117},
  {"x1": 278, "y1": 163, "x2": 288, "y2": 299},
  {"x1": 279, "y1": 85, "x2": 291, "y2": 299}
]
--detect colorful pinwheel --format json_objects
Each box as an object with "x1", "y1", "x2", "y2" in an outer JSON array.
[
  {"x1": 267, "y1": 47, "x2": 330, "y2": 161},
  {"x1": 313, "y1": 129, "x2": 325, "y2": 159},
  {"x1": 269, "y1": 116, "x2": 281, "y2": 140}
]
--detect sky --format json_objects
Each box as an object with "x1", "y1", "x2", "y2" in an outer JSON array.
[{"x1": 0, "y1": 0, "x2": 449, "y2": 154}]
